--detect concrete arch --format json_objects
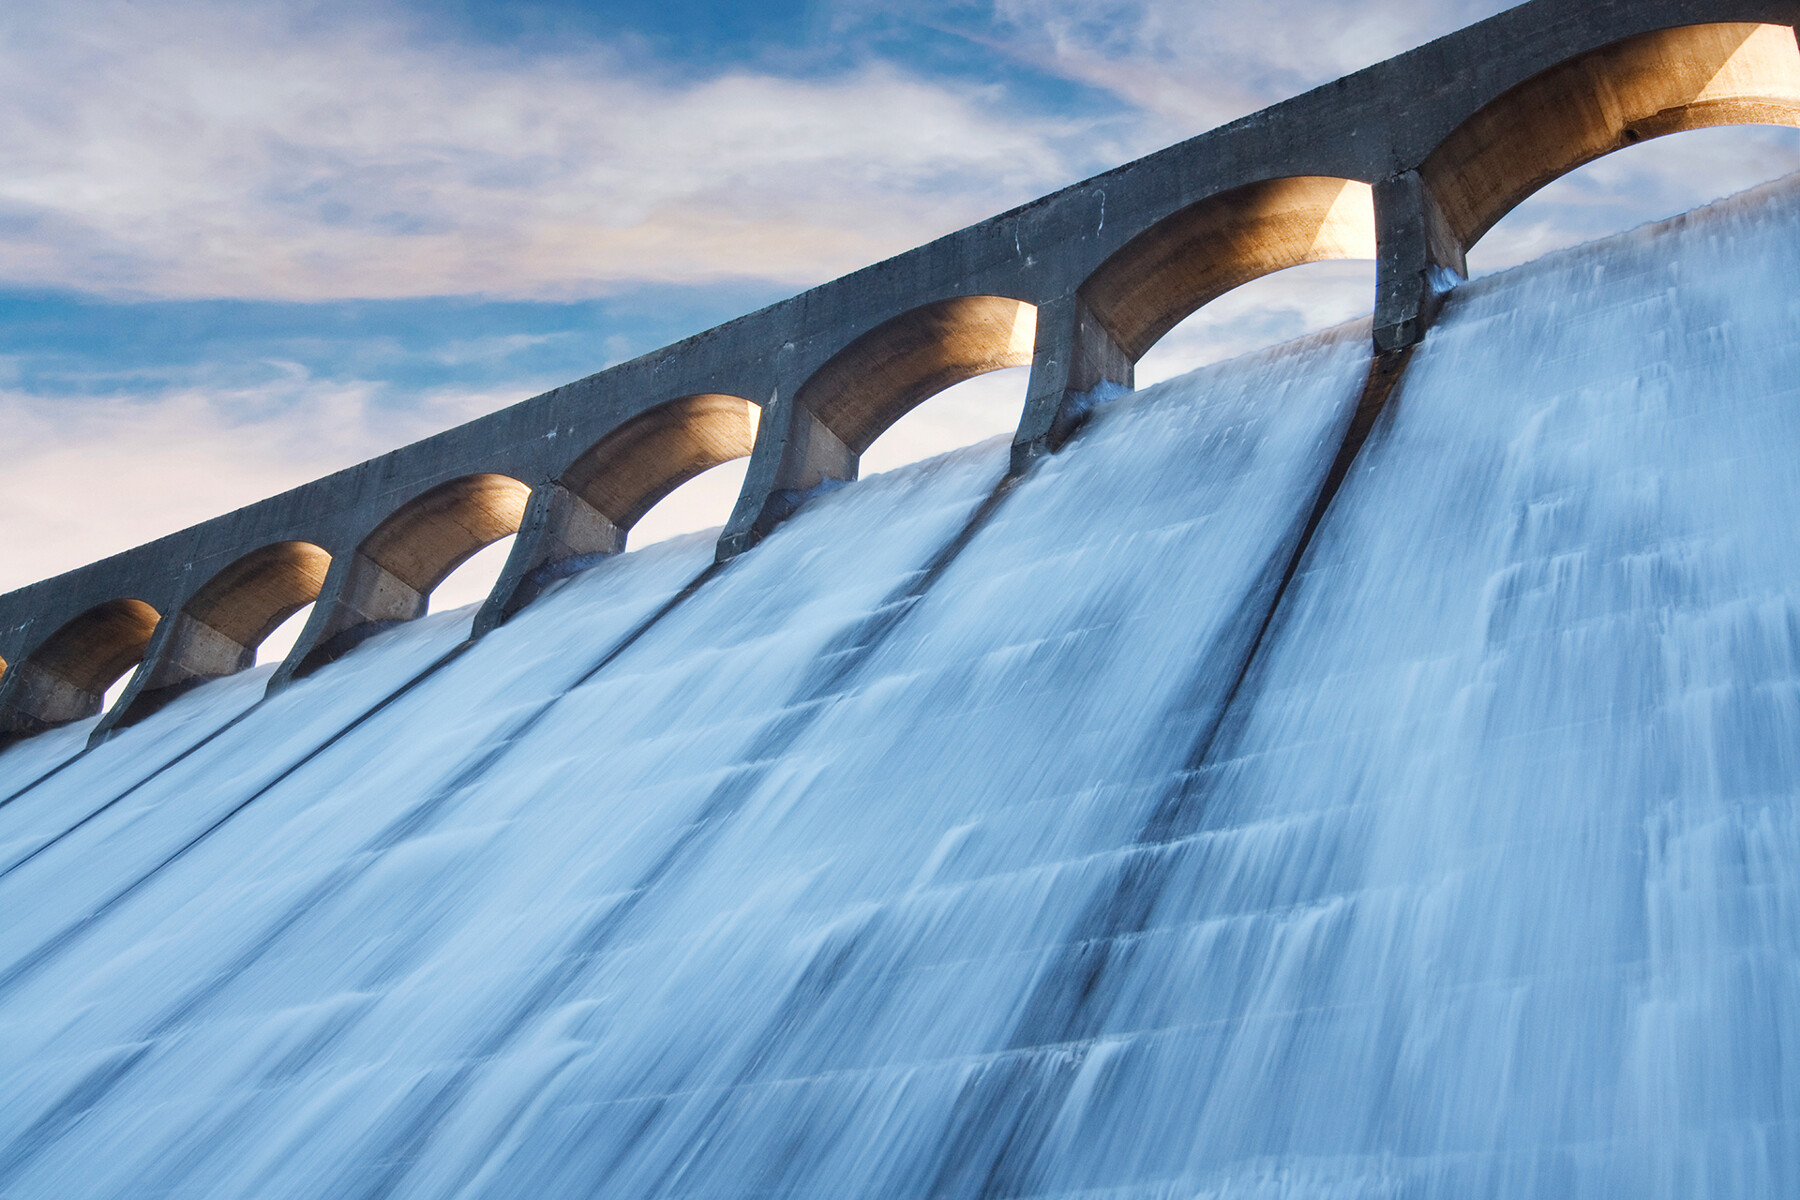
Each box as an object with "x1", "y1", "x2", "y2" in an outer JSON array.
[
  {"x1": 0, "y1": 598, "x2": 160, "y2": 736},
  {"x1": 1080, "y1": 177, "x2": 1377, "y2": 362},
  {"x1": 361, "y1": 474, "x2": 533, "y2": 598},
  {"x1": 561, "y1": 393, "x2": 759, "y2": 532},
  {"x1": 470, "y1": 395, "x2": 760, "y2": 635},
  {"x1": 716, "y1": 296, "x2": 1036, "y2": 559},
  {"x1": 1422, "y1": 22, "x2": 1800, "y2": 254},
  {"x1": 273, "y1": 474, "x2": 531, "y2": 683},
  {"x1": 798, "y1": 295, "x2": 1038, "y2": 456},
  {"x1": 94, "y1": 542, "x2": 333, "y2": 736},
  {"x1": 183, "y1": 541, "x2": 333, "y2": 658}
]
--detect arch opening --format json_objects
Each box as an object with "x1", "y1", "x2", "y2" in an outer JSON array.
[
  {"x1": 257, "y1": 602, "x2": 314, "y2": 666},
  {"x1": 859, "y1": 365, "x2": 1032, "y2": 476},
  {"x1": 630, "y1": 459, "x2": 754, "y2": 548},
  {"x1": 2, "y1": 598, "x2": 160, "y2": 732},
  {"x1": 432, "y1": 534, "x2": 517, "y2": 613},
  {"x1": 83, "y1": 541, "x2": 332, "y2": 733},
  {"x1": 1465, "y1": 123, "x2": 1800, "y2": 274},
  {"x1": 1080, "y1": 176, "x2": 1376, "y2": 365},
  {"x1": 276, "y1": 474, "x2": 531, "y2": 679},
  {"x1": 1134, "y1": 258, "x2": 1378, "y2": 388},
  {"x1": 797, "y1": 296, "x2": 1037, "y2": 457},
  {"x1": 185, "y1": 540, "x2": 332, "y2": 667},
  {"x1": 468, "y1": 398, "x2": 759, "y2": 632},
  {"x1": 360, "y1": 473, "x2": 532, "y2": 602},
  {"x1": 560, "y1": 394, "x2": 759, "y2": 537},
  {"x1": 31, "y1": 599, "x2": 161, "y2": 701},
  {"x1": 1422, "y1": 22, "x2": 1800, "y2": 258}
]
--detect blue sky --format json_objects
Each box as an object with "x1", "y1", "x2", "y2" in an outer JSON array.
[{"x1": 6, "y1": 0, "x2": 1800, "y2": 599}]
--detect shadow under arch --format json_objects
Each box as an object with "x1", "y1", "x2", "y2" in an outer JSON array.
[
  {"x1": 1422, "y1": 22, "x2": 1800, "y2": 257},
  {"x1": 1080, "y1": 176, "x2": 1377, "y2": 363},
  {"x1": 0, "y1": 598, "x2": 160, "y2": 737},
  {"x1": 799, "y1": 295, "x2": 1038, "y2": 456},
  {"x1": 281, "y1": 473, "x2": 531, "y2": 680},
  {"x1": 474, "y1": 395, "x2": 759, "y2": 635}
]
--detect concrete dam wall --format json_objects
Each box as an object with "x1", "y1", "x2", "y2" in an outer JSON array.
[
  {"x1": 6, "y1": 0, "x2": 1800, "y2": 741},
  {"x1": 4, "y1": 176, "x2": 1800, "y2": 1195}
]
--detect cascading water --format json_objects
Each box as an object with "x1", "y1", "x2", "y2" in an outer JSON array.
[{"x1": 2, "y1": 176, "x2": 1799, "y2": 1198}]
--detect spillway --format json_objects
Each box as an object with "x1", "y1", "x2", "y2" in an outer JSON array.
[{"x1": 5, "y1": 176, "x2": 1800, "y2": 1197}]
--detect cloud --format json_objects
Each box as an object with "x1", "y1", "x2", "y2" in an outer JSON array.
[
  {"x1": 0, "y1": 373, "x2": 515, "y2": 592},
  {"x1": 0, "y1": 0, "x2": 1110, "y2": 301},
  {"x1": 1468, "y1": 124, "x2": 1800, "y2": 273},
  {"x1": 9, "y1": 0, "x2": 1800, "y2": 610},
  {"x1": 967, "y1": 0, "x2": 1516, "y2": 132}
]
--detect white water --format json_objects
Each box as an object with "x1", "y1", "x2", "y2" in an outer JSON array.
[{"x1": 2, "y1": 178, "x2": 1799, "y2": 1198}]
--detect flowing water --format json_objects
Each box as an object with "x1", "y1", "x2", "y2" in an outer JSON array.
[{"x1": 4, "y1": 178, "x2": 1800, "y2": 1198}]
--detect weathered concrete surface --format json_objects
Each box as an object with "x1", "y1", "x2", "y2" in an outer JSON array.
[{"x1": 4, "y1": 0, "x2": 1799, "y2": 740}]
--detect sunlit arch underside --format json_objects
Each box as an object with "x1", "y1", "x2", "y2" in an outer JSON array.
[
  {"x1": 561, "y1": 394, "x2": 759, "y2": 532},
  {"x1": 362, "y1": 474, "x2": 533, "y2": 597},
  {"x1": 4, "y1": 598, "x2": 161, "y2": 731},
  {"x1": 799, "y1": 296, "x2": 1038, "y2": 456},
  {"x1": 1081, "y1": 177, "x2": 1377, "y2": 363},
  {"x1": 1425, "y1": 22, "x2": 1800, "y2": 252},
  {"x1": 184, "y1": 541, "x2": 333, "y2": 660}
]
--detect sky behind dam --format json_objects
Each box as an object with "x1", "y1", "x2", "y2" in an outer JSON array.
[{"x1": 5, "y1": 0, "x2": 1800, "y2": 606}]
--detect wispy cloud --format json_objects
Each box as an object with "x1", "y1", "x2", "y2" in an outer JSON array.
[
  {"x1": 0, "y1": 0, "x2": 1111, "y2": 301},
  {"x1": 0, "y1": 373, "x2": 520, "y2": 591},
  {"x1": 944, "y1": 0, "x2": 1515, "y2": 133},
  {"x1": 7, "y1": 0, "x2": 1800, "y2": 599}
]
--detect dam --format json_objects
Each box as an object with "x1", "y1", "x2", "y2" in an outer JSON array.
[{"x1": 5, "y1": 0, "x2": 1800, "y2": 1195}]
